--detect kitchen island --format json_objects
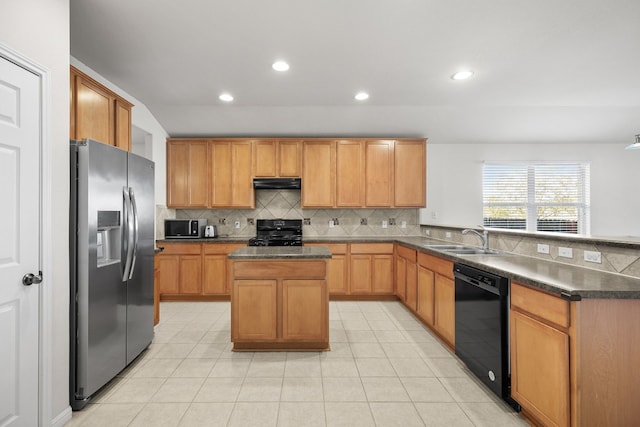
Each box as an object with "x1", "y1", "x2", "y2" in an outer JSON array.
[{"x1": 228, "y1": 246, "x2": 332, "y2": 351}]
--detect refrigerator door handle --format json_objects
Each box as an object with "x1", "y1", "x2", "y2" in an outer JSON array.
[
  {"x1": 122, "y1": 187, "x2": 134, "y2": 282},
  {"x1": 128, "y1": 187, "x2": 139, "y2": 280}
]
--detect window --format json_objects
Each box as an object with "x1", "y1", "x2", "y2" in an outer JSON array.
[{"x1": 482, "y1": 162, "x2": 590, "y2": 234}]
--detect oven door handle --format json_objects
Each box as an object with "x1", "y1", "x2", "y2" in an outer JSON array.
[{"x1": 454, "y1": 272, "x2": 500, "y2": 295}]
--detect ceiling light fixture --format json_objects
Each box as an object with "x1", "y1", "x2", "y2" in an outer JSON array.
[
  {"x1": 625, "y1": 134, "x2": 640, "y2": 150},
  {"x1": 272, "y1": 61, "x2": 290, "y2": 72},
  {"x1": 354, "y1": 92, "x2": 369, "y2": 101},
  {"x1": 451, "y1": 70, "x2": 474, "y2": 80},
  {"x1": 219, "y1": 93, "x2": 234, "y2": 102}
]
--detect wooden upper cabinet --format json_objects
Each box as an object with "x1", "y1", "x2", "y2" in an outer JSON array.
[
  {"x1": 166, "y1": 140, "x2": 209, "y2": 208},
  {"x1": 302, "y1": 141, "x2": 335, "y2": 207},
  {"x1": 335, "y1": 140, "x2": 364, "y2": 207},
  {"x1": 365, "y1": 140, "x2": 394, "y2": 207},
  {"x1": 253, "y1": 140, "x2": 302, "y2": 177},
  {"x1": 70, "y1": 66, "x2": 133, "y2": 151},
  {"x1": 115, "y1": 99, "x2": 132, "y2": 152},
  {"x1": 210, "y1": 140, "x2": 254, "y2": 208},
  {"x1": 278, "y1": 140, "x2": 302, "y2": 177},
  {"x1": 395, "y1": 139, "x2": 426, "y2": 207},
  {"x1": 253, "y1": 140, "x2": 277, "y2": 177},
  {"x1": 73, "y1": 73, "x2": 114, "y2": 145}
]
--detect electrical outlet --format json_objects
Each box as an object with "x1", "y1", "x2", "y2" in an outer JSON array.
[
  {"x1": 332, "y1": 217, "x2": 340, "y2": 226},
  {"x1": 218, "y1": 218, "x2": 226, "y2": 225},
  {"x1": 584, "y1": 250, "x2": 602, "y2": 263},
  {"x1": 424, "y1": 229, "x2": 431, "y2": 236},
  {"x1": 401, "y1": 221, "x2": 407, "y2": 228},
  {"x1": 234, "y1": 220, "x2": 240, "y2": 229},
  {"x1": 431, "y1": 211, "x2": 438, "y2": 219},
  {"x1": 382, "y1": 220, "x2": 388, "y2": 229},
  {"x1": 328, "y1": 220, "x2": 335, "y2": 228},
  {"x1": 303, "y1": 218, "x2": 311, "y2": 225},
  {"x1": 389, "y1": 218, "x2": 396, "y2": 226},
  {"x1": 247, "y1": 218, "x2": 255, "y2": 225},
  {"x1": 537, "y1": 244, "x2": 550, "y2": 254},
  {"x1": 360, "y1": 218, "x2": 368, "y2": 225},
  {"x1": 558, "y1": 247, "x2": 573, "y2": 258},
  {"x1": 445, "y1": 232, "x2": 452, "y2": 239}
]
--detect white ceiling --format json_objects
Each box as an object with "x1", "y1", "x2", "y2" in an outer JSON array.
[{"x1": 70, "y1": 0, "x2": 640, "y2": 144}]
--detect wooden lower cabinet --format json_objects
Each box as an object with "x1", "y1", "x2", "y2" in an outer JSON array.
[
  {"x1": 395, "y1": 245, "x2": 417, "y2": 309},
  {"x1": 511, "y1": 309, "x2": 570, "y2": 427},
  {"x1": 231, "y1": 259, "x2": 329, "y2": 351},
  {"x1": 156, "y1": 254, "x2": 202, "y2": 295},
  {"x1": 153, "y1": 254, "x2": 160, "y2": 325},
  {"x1": 306, "y1": 244, "x2": 348, "y2": 295},
  {"x1": 349, "y1": 244, "x2": 394, "y2": 295},
  {"x1": 282, "y1": 279, "x2": 328, "y2": 340},
  {"x1": 203, "y1": 243, "x2": 244, "y2": 295},
  {"x1": 434, "y1": 274, "x2": 455, "y2": 346},
  {"x1": 416, "y1": 265, "x2": 435, "y2": 326},
  {"x1": 232, "y1": 279, "x2": 277, "y2": 341},
  {"x1": 157, "y1": 242, "x2": 242, "y2": 300},
  {"x1": 415, "y1": 252, "x2": 454, "y2": 348}
]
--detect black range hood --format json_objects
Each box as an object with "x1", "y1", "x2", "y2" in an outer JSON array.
[{"x1": 253, "y1": 178, "x2": 301, "y2": 190}]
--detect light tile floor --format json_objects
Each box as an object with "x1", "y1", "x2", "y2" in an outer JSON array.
[{"x1": 65, "y1": 301, "x2": 528, "y2": 427}]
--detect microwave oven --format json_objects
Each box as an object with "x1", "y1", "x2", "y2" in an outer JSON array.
[{"x1": 164, "y1": 219, "x2": 208, "y2": 239}]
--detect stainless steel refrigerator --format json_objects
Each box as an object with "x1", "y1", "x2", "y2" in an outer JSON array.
[{"x1": 69, "y1": 139, "x2": 155, "y2": 410}]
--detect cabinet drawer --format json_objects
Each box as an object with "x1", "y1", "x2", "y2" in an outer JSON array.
[
  {"x1": 396, "y1": 245, "x2": 416, "y2": 262},
  {"x1": 511, "y1": 282, "x2": 570, "y2": 329},
  {"x1": 159, "y1": 243, "x2": 202, "y2": 255},
  {"x1": 418, "y1": 252, "x2": 453, "y2": 278},
  {"x1": 203, "y1": 243, "x2": 245, "y2": 255},
  {"x1": 305, "y1": 243, "x2": 347, "y2": 255},
  {"x1": 233, "y1": 260, "x2": 327, "y2": 279},
  {"x1": 350, "y1": 243, "x2": 394, "y2": 254}
]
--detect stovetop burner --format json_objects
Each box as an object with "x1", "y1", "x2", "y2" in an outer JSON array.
[{"x1": 248, "y1": 219, "x2": 303, "y2": 247}]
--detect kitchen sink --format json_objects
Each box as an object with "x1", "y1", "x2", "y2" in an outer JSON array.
[{"x1": 423, "y1": 244, "x2": 502, "y2": 255}]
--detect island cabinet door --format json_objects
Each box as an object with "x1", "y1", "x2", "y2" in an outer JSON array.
[
  {"x1": 282, "y1": 279, "x2": 328, "y2": 341},
  {"x1": 232, "y1": 280, "x2": 277, "y2": 341}
]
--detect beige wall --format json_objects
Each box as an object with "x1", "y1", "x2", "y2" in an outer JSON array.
[{"x1": 0, "y1": 0, "x2": 70, "y2": 423}]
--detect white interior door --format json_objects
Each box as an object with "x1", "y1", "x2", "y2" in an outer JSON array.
[{"x1": 0, "y1": 56, "x2": 41, "y2": 426}]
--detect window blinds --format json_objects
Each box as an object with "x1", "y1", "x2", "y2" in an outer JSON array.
[{"x1": 483, "y1": 162, "x2": 590, "y2": 234}]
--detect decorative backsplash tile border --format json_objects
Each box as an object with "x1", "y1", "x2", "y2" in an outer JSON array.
[
  {"x1": 421, "y1": 225, "x2": 640, "y2": 279},
  {"x1": 156, "y1": 189, "x2": 420, "y2": 239}
]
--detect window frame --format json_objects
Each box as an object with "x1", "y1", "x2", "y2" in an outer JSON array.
[{"x1": 482, "y1": 161, "x2": 591, "y2": 235}]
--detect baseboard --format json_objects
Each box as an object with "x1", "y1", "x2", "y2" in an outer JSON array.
[{"x1": 51, "y1": 406, "x2": 72, "y2": 427}]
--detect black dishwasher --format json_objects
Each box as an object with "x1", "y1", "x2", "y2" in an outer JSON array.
[{"x1": 453, "y1": 263, "x2": 519, "y2": 410}]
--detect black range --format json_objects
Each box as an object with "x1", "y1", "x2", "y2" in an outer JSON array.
[{"x1": 248, "y1": 219, "x2": 303, "y2": 246}]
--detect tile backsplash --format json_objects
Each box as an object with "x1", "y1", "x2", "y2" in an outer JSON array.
[
  {"x1": 421, "y1": 225, "x2": 640, "y2": 279},
  {"x1": 156, "y1": 190, "x2": 420, "y2": 239},
  {"x1": 156, "y1": 191, "x2": 640, "y2": 280}
]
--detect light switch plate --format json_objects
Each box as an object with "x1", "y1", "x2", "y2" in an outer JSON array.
[
  {"x1": 445, "y1": 232, "x2": 452, "y2": 238},
  {"x1": 584, "y1": 250, "x2": 602, "y2": 263},
  {"x1": 328, "y1": 220, "x2": 334, "y2": 228},
  {"x1": 401, "y1": 221, "x2": 407, "y2": 228},
  {"x1": 382, "y1": 220, "x2": 388, "y2": 228},
  {"x1": 537, "y1": 244, "x2": 550, "y2": 254},
  {"x1": 234, "y1": 220, "x2": 240, "y2": 229}
]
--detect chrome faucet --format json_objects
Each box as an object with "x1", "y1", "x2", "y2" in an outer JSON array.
[{"x1": 462, "y1": 226, "x2": 489, "y2": 250}]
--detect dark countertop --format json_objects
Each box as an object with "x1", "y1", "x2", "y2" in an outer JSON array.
[
  {"x1": 228, "y1": 246, "x2": 332, "y2": 260},
  {"x1": 156, "y1": 237, "x2": 248, "y2": 244},
  {"x1": 156, "y1": 235, "x2": 640, "y2": 299}
]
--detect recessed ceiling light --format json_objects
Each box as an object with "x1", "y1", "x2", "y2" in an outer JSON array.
[
  {"x1": 272, "y1": 61, "x2": 290, "y2": 72},
  {"x1": 219, "y1": 93, "x2": 234, "y2": 102},
  {"x1": 354, "y1": 92, "x2": 369, "y2": 101},
  {"x1": 451, "y1": 70, "x2": 474, "y2": 80}
]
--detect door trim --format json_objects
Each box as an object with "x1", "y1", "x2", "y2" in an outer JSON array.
[{"x1": 0, "y1": 43, "x2": 56, "y2": 426}]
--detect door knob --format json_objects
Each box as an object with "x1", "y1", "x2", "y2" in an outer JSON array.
[{"x1": 22, "y1": 272, "x2": 43, "y2": 286}]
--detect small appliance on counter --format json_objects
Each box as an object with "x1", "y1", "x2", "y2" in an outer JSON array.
[
  {"x1": 204, "y1": 225, "x2": 218, "y2": 238},
  {"x1": 248, "y1": 219, "x2": 303, "y2": 246},
  {"x1": 164, "y1": 219, "x2": 207, "y2": 238}
]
